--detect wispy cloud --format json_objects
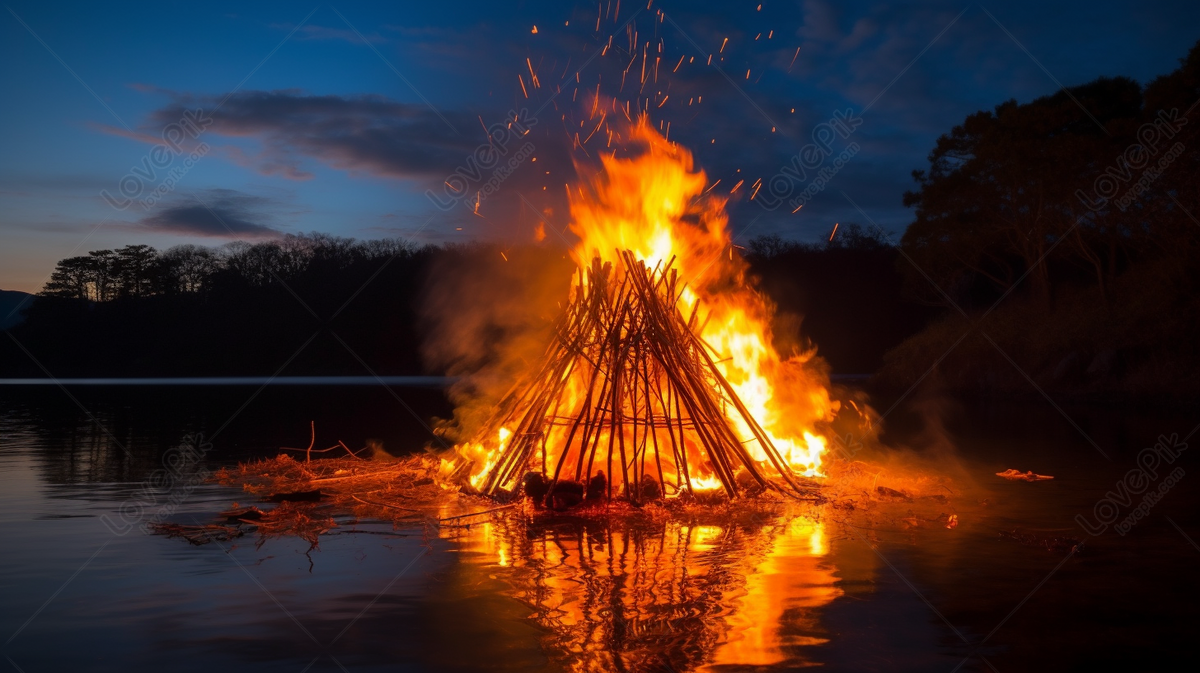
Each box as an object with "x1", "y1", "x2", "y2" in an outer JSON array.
[
  {"x1": 145, "y1": 90, "x2": 482, "y2": 181},
  {"x1": 137, "y1": 189, "x2": 280, "y2": 238}
]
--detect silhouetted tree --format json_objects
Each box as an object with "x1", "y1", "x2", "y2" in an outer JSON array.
[
  {"x1": 160, "y1": 245, "x2": 220, "y2": 294},
  {"x1": 114, "y1": 244, "x2": 159, "y2": 297},
  {"x1": 1140, "y1": 39, "x2": 1200, "y2": 282},
  {"x1": 747, "y1": 233, "x2": 801, "y2": 257},
  {"x1": 42, "y1": 256, "x2": 94, "y2": 300},
  {"x1": 826, "y1": 223, "x2": 891, "y2": 250},
  {"x1": 902, "y1": 76, "x2": 1142, "y2": 307},
  {"x1": 87, "y1": 249, "x2": 119, "y2": 301}
]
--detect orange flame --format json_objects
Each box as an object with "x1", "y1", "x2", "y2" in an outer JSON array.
[
  {"x1": 567, "y1": 118, "x2": 835, "y2": 479},
  {"x1": 457, "y1": 116, "x2": 837, "y2": 492}
]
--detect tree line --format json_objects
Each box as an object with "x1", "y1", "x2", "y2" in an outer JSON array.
[
  {"x1": 4, "y1": 228, "x2": 924, "y2": 378},
  {"x1": 744, "y1": 225, "x2": 936, "y2": 374},
  {"x1": 872, "y1": 39, "x2": 1200, "y2": 395},
  {"x1": 17, "y1": 39, "x2": 1198, "y2": 388},
  {"x1": 900, "y1": 40, "x2": 1200, "y2": 310},
  {"x1": 41, "y1": 235, "x2": 420, "y2": 302},
  {"x1": 5, "y1": 235, "x2": 441, "y2": 378}
]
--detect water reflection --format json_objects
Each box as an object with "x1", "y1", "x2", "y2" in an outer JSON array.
[
  {"x1": 8, "y1": 391, "x2": 1199, "y2": 671},
  {"x1": 443, "y1": 510, "x2": 844, "y2": 671}
]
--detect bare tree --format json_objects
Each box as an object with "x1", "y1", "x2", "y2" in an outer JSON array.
[{"x1": 161, "y1": 244, "x2": 220, "y2": 293}]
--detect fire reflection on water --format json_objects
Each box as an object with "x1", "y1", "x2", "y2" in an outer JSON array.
[{"x1": 442, "y1": 509, "x2": 844, "y2": 671}]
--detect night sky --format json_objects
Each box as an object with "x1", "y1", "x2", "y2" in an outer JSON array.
[{"x1": 2, "y1": 0, "x2": 1196, "y2": 292}]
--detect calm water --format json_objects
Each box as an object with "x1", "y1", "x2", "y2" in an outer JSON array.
[{"x1": 1, "y1": 386, "x2": 1197, "y2": 672}]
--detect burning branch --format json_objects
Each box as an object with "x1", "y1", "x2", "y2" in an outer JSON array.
[{"x1": 460, "y1": 254, "x2": 818, "y2": 503}]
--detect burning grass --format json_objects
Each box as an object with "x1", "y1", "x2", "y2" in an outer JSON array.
[
  {"x1": 215, "y1": 452, "x2": 794, "y2": 524},
  {"x1": 174, "y1": 442, "x2": 964, "y2": 551}
]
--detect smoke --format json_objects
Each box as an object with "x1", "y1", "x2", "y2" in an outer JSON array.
[
  {"x1": 420, "y1": 242, "x2": 575, "y2": 445},
  {"x1": 824, "y1": 389, "x2": 975, "y2": 504}
]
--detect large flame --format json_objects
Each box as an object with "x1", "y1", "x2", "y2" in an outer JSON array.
[{"x1": 459, "y1": 117, "x2": 837, "y2": 492}]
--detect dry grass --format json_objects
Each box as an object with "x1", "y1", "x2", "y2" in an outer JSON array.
[{"x1": 156, "y1": 448, "x2": 967, "y2": 550}]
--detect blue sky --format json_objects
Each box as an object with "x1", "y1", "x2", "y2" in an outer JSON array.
[{"x1": 2, "y1": 0, "x2": 1197, "y2": 292}]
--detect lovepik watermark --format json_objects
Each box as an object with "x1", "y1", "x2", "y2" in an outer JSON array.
[
  {"x1": 1074, "y1": 108, "x2": 1187, "y2": 213},
  {"x1": 1075, "y1": 433, "x2": 1187, "y2": 536},
  {"x1": 426, "y1": 108, "x2": 537, "y2": 212},
  {"x1": 756, "y1": 108, "x2": 863, "y2": 212},
  {"x1": 100, "y1": 433, "x2": 212, "y2": 535},
  {"x1": 101, "y1": 108, "x2": 213, "y2": 211}
]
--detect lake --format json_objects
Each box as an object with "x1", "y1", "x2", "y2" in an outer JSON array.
[{"x1": 1, "y1": 384, "x2": 1196, "y2": 672}]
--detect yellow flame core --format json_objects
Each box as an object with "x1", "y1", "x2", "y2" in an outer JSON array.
[{"x1": 463, "y1": 426, "x2": 512, "y2": 490}]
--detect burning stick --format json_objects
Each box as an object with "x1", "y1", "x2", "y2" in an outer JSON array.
[{"x1": 461, "y1": 254, "x2": 816, "y2": 503}]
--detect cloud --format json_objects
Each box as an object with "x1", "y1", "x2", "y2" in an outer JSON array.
[
  {"x1": 112, "y1": 3, "x2": 1199, "y2": 245},
  {"x1": 138, "y1": 190, "x2": 280, "y2": 238},
  {"x1": 129, "y1": 89, "x2": 577, "y2": 240},
  {"x1": 144, "y1": 90, "x2": 483, "y2": 181}
]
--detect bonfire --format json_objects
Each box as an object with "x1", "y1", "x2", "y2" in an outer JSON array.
[
  {"x1": 196, "y1": 117, "x2": 864, "y2": 541},
  {"x1": 445, "y1": 117, "x2": 840, "y2": 505},
  {"x1": 446, "y1": 253, "x2": 816, "y2": 502}
]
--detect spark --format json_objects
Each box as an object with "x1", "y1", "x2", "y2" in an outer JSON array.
[{"x1": 526, "y1": 58, "x2": 540, "y2": 88}]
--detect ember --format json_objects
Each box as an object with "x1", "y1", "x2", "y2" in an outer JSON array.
[{"x1": 996, "y1": 469, "x2": 1055, "y2": 482}]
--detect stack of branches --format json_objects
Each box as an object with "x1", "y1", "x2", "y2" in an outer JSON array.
[{"x1": 461, "y1": 253, "x2": 816, "y2": 503}]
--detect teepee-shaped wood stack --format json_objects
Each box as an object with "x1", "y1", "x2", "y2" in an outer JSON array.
[{"x1": 469, "y1": 252, "x2": 811, "y2": 502}]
